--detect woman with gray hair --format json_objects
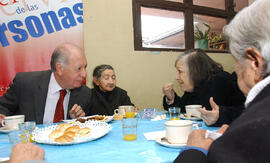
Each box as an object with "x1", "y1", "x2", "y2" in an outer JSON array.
[
  {"x1": 174, "y1": 0, "x2": 270, "y2": 162},
  {"x1": 88, "y1": 64, "x2": 134, "y2": 116}
]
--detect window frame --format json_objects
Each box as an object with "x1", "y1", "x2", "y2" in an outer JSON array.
[{"x1": 132, "y1": 0, "x2": 236, "y2": 52}]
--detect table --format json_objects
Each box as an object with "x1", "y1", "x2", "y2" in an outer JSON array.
[{"x1": 0, "y1": 117, "x2": 219, "y2": 163}]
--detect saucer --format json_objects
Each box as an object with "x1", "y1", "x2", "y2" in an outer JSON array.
[
  {"x1": 0, "y1": 126, "x2": 17, "y2": 133},
  {"x1": 180, "y1": 114, "x2": 202, "y2": 121},
  {"x1": 155, "y1": 137, "x2": 186, "y2": 148}
]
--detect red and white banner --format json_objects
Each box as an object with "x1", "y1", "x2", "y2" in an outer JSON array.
[{"x1": 0, "y1": 0, "x2": 83, "y2": 96}]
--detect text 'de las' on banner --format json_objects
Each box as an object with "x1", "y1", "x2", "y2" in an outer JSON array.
[{"x1": 0, "y1": 0, "x2": 83, "y2": 96}]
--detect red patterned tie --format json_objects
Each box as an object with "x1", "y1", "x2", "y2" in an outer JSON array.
[{"x1": 53, "y1": 89, "x2": 67, "y2": 123}]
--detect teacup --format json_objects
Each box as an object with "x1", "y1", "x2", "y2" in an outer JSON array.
[
  {"x1": 114, "y1": 108, "x2": 125, "y2": 116},
  {"x1": 165, "y1": 120, "x2": 193, "y2": 144},
  {"x1": 115, "y1": 105, "x2": 135, "y2": 118},
  {"x1": 1, "y1": 115, "x2": 25, "y2": 129},
  {"x1": 185, "y1": 105, "x2": 202, "y2": 118}
]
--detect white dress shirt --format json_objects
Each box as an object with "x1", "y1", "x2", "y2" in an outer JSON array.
[
  {"x1": 43, "y1": 73, "x2": 70, "y2": 124},
  {"x1": 245, "y1": 75, "x2": 270, "y2": 107}
]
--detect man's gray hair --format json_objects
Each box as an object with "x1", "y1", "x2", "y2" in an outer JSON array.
[
  {"x1": 50, "y1": 45, "x2": 69, "y2": 72},
  {"x1": 223, "y1": 0, "x2": 270, "y2": 77}
]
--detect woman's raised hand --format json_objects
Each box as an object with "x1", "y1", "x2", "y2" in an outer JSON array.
[{"x1": 162, "y1": 83, "x2": 175, "y2": 101}]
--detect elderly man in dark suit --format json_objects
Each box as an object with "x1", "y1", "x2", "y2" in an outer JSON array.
[
  {"x1": 0, "y1": 43, "x2": 91, "y2": 124},
  {"x1": 174, "y1": 0, "x2": 270, "y2": 162}
]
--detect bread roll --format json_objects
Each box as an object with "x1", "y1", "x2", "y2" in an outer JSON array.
[
  {"x1": 55, "y1": 134, "x2": 74, "y2": 143},
  {"x1": 113, "y1": 114, "x2": 123, "y2": 120},
  {"x1": 48, "y1": 130, "x2": 64, "y2": 140},
  {"x1": 57, "y1": 123, "x2": 72, "y2": 132},
  {"x1": 65, "y1": 125, "x2": 80, "y2": 133},
  {"x1": 64, "y1": 131, "x2": 76, "y2": 138},
  {"x1": 78, "y1": 127, "x2": 91, "y2": 137}
]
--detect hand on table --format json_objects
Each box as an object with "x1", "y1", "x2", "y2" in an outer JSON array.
[
  {"x1": 162, "y1": 83, "x2": 175, "y2": 103},
  {"x1": 10, "y1": 143, "x2": 45, "y2": 163},
  {"x1": 199, "y1": 97, "x2": 220, "y2": 126},
  {"x1": 69, "y1": 104, "x2": 85, "y2": 119},
  {"x1": 187, "y1": 124, "x2": 229, "y2": 151}
]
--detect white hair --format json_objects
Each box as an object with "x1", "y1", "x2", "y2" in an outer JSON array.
[{"x1": 223, "y1": 0, "x2": 270, "y2": 77}]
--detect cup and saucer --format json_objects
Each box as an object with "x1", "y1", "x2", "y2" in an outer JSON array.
[
  {"x1": 0, "y1": 115, "x2": 25, "y2": 133},
  {"x1": 181, "y1": 105, "x2": 202, "y2": 121},
  {"x1": 155, "y1": 120, "x2": 193, "y2": 148},
  {"x1": 180, "y1": 114, "x2": 202, "y2": 121},
  {"x1": 155, "y1": 137, "x2": 186, "y2": 148},
  {"x1": 0, "y1": 126, "x2": 16, "y2": 133}
]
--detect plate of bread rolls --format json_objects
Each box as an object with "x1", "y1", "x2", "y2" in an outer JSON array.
[{"x1": 32, "y1": 121, "x2": 111, "y2": 145}]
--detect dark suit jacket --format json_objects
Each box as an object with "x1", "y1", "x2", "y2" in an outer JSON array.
[
  {"x1": 174, "y1": 83, "x2": 270, "y2": 163},
  {"x1": 0, "y1": 70, "x2": 92, "y2": 124},
  {"x1": 87, "y1": 86, "x2": 134, "y2": 116},
  {"x1": 163, "y1": 71, "x2": 245, "y2": 126}
]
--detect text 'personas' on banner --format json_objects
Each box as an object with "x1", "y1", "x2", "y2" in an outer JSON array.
[{"x1": 0, "y1": 0, "x2": 83, "y2": 96}]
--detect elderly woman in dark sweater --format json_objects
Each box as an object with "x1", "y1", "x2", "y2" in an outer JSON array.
[
  {"x1": 162, "y1": 49, "x2": 245, "y2": 126},
  {"x1": 88, "y1": 64, "x2": 134, "y2": 116}
]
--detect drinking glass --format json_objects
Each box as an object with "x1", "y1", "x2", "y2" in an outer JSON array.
[
  {"x1": 8, "y1": 130, "x2": 30, "y2": 148},
  {"x1": 169, "y1": 107, "x2": 181, "y2": 120},
  {"x1": 124, "y1": 106, "x2": 135, "y2": 118},
  {"x1": 122, "y1": 118, "x2": 138, "y2": 141},
  {"x1": 18, "y1": 121, "x2": 36, "y2": 143}
]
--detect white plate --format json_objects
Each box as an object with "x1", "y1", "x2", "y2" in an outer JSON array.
[
  {"x1": 0, "y1": 126, "x2": 17, "y2": 133},
  {"x1": 155, "y1": 137, "x2": 186, "y2": 148},
  {"x1": 32, "y1": 121, "x2": 111, "y2": 145},
  {"x1": 180, "y1": 114, "x2": 202, "y2": 121},
  {"x1": 62, "y1": 115, "x2": 114, "y2": 123}
]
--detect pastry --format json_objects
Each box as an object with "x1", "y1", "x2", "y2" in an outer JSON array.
[
  {"x1": 56, "y1": 123, "x2": 72, "y2": 132},
  {"x1": 55, "y1": 134, "x2": 74, "y2": 143},
  {"x1": 48, "y1": 129, "x2": 64, "y2": 140},
  {"x1": 78, "y1": 127, "x2": 91, "y2": 137},
  {"x1": 76, "y1": 118, "x2": 86, "y2": 123},
  {"x1": 113, "y1": 114, "x2": 123, "y2": 120},
  {"x1": 86, "y1": 115, "x2": 107, "y2": 121},
  {"x1": 65, "y1": 125, "x2": 80, "y2": 133},
  {"x1": 64, "y1": 131, "x2": 76, "y2": 138}
]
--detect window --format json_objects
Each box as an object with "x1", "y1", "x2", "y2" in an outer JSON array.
[{"x1": 132, "y1": 0, "x2": 248, "y2": 52}]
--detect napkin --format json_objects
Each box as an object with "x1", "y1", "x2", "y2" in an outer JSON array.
[
  {"x1": 151, "y1": 114, "x2": 166, "y2": 121},
  {"x1": 143, "y1": 130, "x2": 165, "y2": 140},
  {"x1": 205, "y1": 130, "x2": 222, "y2": 140},
  {"x1": 0, "y1": 157, "x2": 9, "y2": 162}
]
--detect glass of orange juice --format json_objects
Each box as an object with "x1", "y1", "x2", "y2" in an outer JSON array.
[
  {"x1": 122, "y1": 118, "x2": 138, "y2": 141},
  {"x1": 122, "y1": 106, "x2": 135, "y2": 118},
  {"x1": 18, "y1": 121, "x2": 36, "y2": 143},
  {"x1": 169, "y1": 107, "x2": 181, "y2": 120},
  {"x1": 8, "y1": 130, "x2": 30, "y2": 149}
]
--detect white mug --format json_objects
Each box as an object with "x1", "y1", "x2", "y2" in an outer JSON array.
[
  {"x1": 114, "y1": 105, "x2": 135, "y2": 116},
  {"x1": 114, "y1": 108, "x2": 125, "y2": 116},
  {"x1": 1, "y1": 115, "x2": 25, "y2": 129},
  {"x1": 165, "y1": 120, "x2": 193, "y2": 144},
  {"x1": 185, "y1": 105, "x2": 202, "y2": 118}
]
